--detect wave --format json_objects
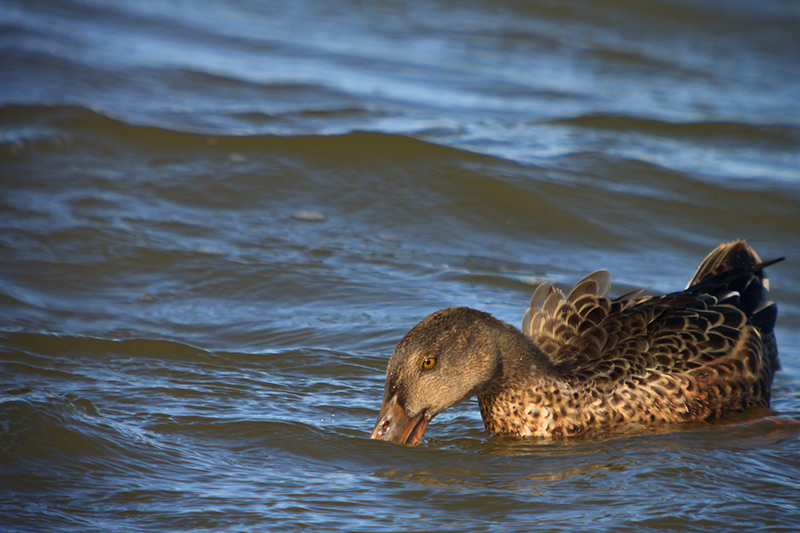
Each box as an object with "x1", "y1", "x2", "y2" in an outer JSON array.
[
  {"x1": 552, "y1": 113, "x2": 800, "y2": 149},
  {"x1": 2, "y1": 104, "x2": 798, "y2": 256},
  {"x1": 0, "y1": 329, "x2": 384, "y2": 480},
  {"x1": 0, "y1": 331, "x2": 211, "y2": 362},
  {"x1": 0, "y1": 104, "x2": 486, "y2": 159}
]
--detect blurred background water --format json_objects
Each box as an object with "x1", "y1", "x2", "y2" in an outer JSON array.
[{"x1": 1, "y1": 0, "x2": 799, "y2": 531}]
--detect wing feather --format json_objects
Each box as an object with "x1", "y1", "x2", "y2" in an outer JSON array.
[
  {"x1": 521, "y1": 271, "x2": 612, "y2": 362},
  {"x1": 521, "y1": 263, "x2": 777, "y2": 399}
]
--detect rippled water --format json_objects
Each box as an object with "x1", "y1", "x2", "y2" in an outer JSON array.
[{"x1": 2, "y1": 0, "x2": 800, "y2": 531}]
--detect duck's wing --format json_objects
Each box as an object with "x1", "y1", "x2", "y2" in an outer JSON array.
[
  {"x1": 522, "y1": 269, "x2": 778, "y2": 394},
  {"x1": 521, "y1": 270, "x2": 615, "y2": 362},
  {"x1": 559, "y1": 291, "x2": 763, "y2": 387},
  {"x1": 686, "y1": 240, "x2": 765, "y2": 289}
]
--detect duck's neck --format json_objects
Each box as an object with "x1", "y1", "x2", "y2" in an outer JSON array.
[{"x1": 475, "y1": 321, "x2": 578, "y2": 438}]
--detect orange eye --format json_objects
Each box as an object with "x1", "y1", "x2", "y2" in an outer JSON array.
[{"x1": 421, "y1": 356, "x2": 437, "y2": 370}]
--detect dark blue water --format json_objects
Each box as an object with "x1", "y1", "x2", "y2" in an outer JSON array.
[{"x1": 2, "y1": 0, "x2": 799, "y2": 531}]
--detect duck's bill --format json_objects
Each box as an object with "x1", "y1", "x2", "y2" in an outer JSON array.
[{"x1": 370, "y1": 393, "x2": 429, "y2": 444}]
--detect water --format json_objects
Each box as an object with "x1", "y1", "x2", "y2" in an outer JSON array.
[{"x1": 2, "y1": 0, "x2": 800, "y2": 531}]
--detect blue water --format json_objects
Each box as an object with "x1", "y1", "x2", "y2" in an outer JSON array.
[{"x1": 1, "y1": 0, "x2": 799, "y2": 531}]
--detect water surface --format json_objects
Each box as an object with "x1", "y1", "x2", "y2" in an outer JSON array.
[{"x1": 2, "y1": 0, "x2": 800, "y2": 531}]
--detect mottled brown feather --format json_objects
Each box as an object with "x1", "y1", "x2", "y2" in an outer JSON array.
[{"x1": 485, "y1": 240, "x2": 781, "y2": 436}]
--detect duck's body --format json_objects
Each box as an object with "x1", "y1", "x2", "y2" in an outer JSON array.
[{"x1": 371, "y1": 241, "x2": 781, "y2": 444}]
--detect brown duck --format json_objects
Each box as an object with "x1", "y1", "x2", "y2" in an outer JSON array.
[{"x1": 370, "y1": 241, "x2": 782, "y2": 444}]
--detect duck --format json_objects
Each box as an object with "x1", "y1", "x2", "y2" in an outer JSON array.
[{"x1": 370, "y1": 240, "x2": 782, "y2": 444}]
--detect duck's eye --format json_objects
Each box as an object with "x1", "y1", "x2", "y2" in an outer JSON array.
[{"x1": 421, "y1": 356, "x2": 437, "y2": 370}]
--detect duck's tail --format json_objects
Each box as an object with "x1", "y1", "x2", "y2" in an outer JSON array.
[{"x1": 687, "y1": 240, "x2": 783, "y2": 331}]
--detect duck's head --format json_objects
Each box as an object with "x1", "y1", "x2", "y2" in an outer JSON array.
[{"x1": 370, "y1": 307, "x2": 504, "y2": 444}]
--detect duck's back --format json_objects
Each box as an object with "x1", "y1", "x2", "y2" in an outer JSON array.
[{"x1": 519, "y1": 240, "x2": 780, "y2": 432}]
